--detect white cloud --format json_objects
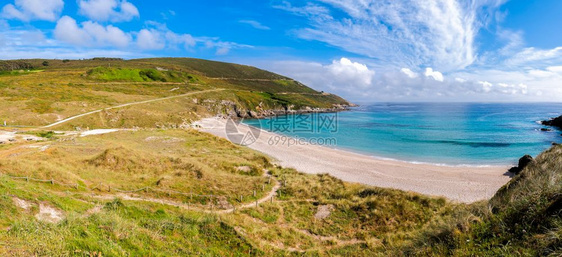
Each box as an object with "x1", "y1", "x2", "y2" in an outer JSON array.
[
  {"x1": 400, "y1": 68, "x2": 418, "y2": 78},
  {"x1": 78, "y1": 0, "x2": 139, "y2": 22},
  {"x1": 424, "y1": 68, "x2": 444, "y2": 82},
  {"x1": 165, "y1": 31, "x2": 196, "y2": 49},
  {"x1": 54, "y1": 16, "x2": 131, "y2": 47},
  {"x1": 136, "y1": 29, "x2": 165, "y2": 50},
  {"x1": 199, "y1": 36, "x2": 253, "y2": 55},
  {"x1": 239, "y1": 20, "x2": 271, "y2": 30},
  {"x1": 256, "y1": 58, "x2": 547, "y2": 102},
  {"x1": 546, "y1": 66, "x2": 562, "y2": 73},
  {"x1": 505, "y1": 46, "x2": 562, "y2": 66},
  {"x1": 327, "y1": 58, "x2": 375, "y2": 88},
  {"x1": 82, "y1": 21, "x2": 131, "y2": 47},
  {"x1": 135, "y1": 22, "x2": 199, "y2": 51},
  {"x1": 0, "y1": 28, "x2": 143, "y2": 59},
  {"x1": 478, "y1": 81, "x2": 493, "y2": 93},
  {"x1": 161, "y1": 10, "x2": 175, "y2": 20},
  {"x1": 1, "y1": 0, "x2": 63, "y2": 21},
  {"x1": 54, "y1": 16, "x2": 92, "y2": 45},
  {"x1": 277, "y1": 0, "x2": 507, "y2": 71},
  {"x1": 215, "y1": 47, "x2": 230, "y2": 55}
]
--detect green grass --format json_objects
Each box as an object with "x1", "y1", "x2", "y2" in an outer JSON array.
[
  {"x1": 86, "y1": 67, "x2": 197, "y2": 83},
  {"x1": 0, "y1": 179, "x2": 259, "y2": 256},
  {"x1": 401, "y1": 145, "x2": 562, "y2": 256},
  {"x1": 1, "y1": 57, "x2": 557, "y2": 255},
  {"x1": 0, "y1": 58, "x2": 350, "y2": 127},
  {"x1": 0, "y1": 130, "x2": 560, "y2": 255}
]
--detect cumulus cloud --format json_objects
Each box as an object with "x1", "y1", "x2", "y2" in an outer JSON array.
[
  {"x1": 401, "y1": 68, "x2": 418, "y2": 78},
  {"x1": 257, "y1": 58, "x2": 549, "y2": 102},
  {"x1": 1, "y1": 0, "x2": 63, "y2": 21},
  {"x1": 136, "y1": 29, "x2": 165, "y2": 50},
  {"x1": 0, "y1": 27, "x2": 142, "y2": 59},
  {"x1": 257, "y1": 58, "x2": 375, "y2": 97},
  {"x1": 54, "y1": 16, "x2": 91, "y2": 45},
  {"x1": 327, "y1": 58, "x2": 375, "y2": 88},
  {"x1": 78, "y1": 0, "x2": 139, "y2": 22},
  {"x1": 135, "y1": 22, "x2": 197, "y2": 51},
  {"x1": 135, "y1": 22, "x2": 247, "y2": 55},
  {"x1": 239, "y1": 20, "x2": 270, "y2": 30},
  {"x1": 54, "y1": 16, "x2": 131, "y2": 47},
  {"x1": 424, "y1": 68, "x2": 444, "y2": 82}
]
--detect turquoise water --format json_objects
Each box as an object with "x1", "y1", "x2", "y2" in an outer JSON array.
[{"x1": 243, "y1": 103, "x2": 562, "y2": 166}]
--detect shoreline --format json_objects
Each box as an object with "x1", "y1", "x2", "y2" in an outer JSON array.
[
  {"x1": 322, "y1": 146, "x2": 507, "y2": 168},
  {"x1": 195, "y1": 117, "x2": 512, "y2": 203},
  {"x1": 243, "y1": 117, "x2": 510, "y2": 168}
]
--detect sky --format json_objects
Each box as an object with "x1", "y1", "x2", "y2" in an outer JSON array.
[{"x1": 1, "y1": 0, "x2": 562, "y2": 102}]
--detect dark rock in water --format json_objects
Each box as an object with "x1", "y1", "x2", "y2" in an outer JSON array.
[
  {"x1": 509, "y1": 155, "x2": 535, "y2": 175},
  {"x1": 553, "y1": 142, "x2": 560, "y2": 146},
  {"x1": 540, "y1": 128, "x2": 552, "y2": 132},
  {"x1": 542, "y1": 115, "x2": 562, "y2": 129}
]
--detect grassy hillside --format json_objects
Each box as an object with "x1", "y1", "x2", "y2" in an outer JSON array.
[
  {"x1": 0, "y1": 58, "x2": 349, "y2": 128},
  {"x1": 0, "y1": 57, "x2": 560, "y2": 256},
  {"x1": 2, "y1": 127, "x2": 559, "y2": 255},
  {"x1": 403, "y1": 145, "x2": 562, "y2": 256},
  {"x1": 0, "y1": 128, "x2": 459, "y2": 255}
]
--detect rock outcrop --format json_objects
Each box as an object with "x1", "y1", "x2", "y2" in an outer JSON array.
[
  {"x1": 508, "y1": 154, "x2": 535, "y2": 175},
  {"x1": 542, "y1": 115, "x2": 562, "y2": 129},
  {"x1": 212, "y1": 100, "x2": 354, "y2": 119}
]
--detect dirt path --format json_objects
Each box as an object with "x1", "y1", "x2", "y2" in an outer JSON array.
[
  {"x1": 42, "y1": 89, "x2": 224, "y2": 129},
  {"x1": 84, "y1": 178, "x2": 281, "y2": 214}
]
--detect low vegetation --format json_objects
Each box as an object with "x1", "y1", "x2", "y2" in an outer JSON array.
[
  {"x1": 0, "y1": 58, "x2": 348, "y2": 128},
  {"x1": 86, "y1": 67, "x2": 197, "y2": 83},
  {"x1": 0, "y1": 57, "x2": 559, "y2": 255},
  {"x1": 402, "y1": 145, "x2": 562, "y2": 256}
]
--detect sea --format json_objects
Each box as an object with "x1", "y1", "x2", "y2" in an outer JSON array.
[{"x1": 243, "y1": 103, "x2": 562, "y2": 166}]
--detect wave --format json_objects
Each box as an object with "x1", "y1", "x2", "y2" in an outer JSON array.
[
  {"x1": 327, "y1": 146, "x2": 508, "y2": 168},
  {"x1": 434, "y1": 140, "x2": 511, "y2": 148}
]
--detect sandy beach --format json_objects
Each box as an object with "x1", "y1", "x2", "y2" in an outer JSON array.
[{"x1": 195, "y1": 117, "x2": 512, "y2": 203}]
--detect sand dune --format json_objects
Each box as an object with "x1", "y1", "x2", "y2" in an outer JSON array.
[{"x1": 196, "y1": 117, "x2": 511, "y2": 203}]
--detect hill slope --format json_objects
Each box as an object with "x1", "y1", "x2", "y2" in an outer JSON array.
[
  {"x1": 0, "y1": 58, "x2": 349, "y2": 129},
  {"x1": 0, "y1": 57, "x2": 560, "y2": 256},
  {"x1": 404, "y1": 145, "x2": 562, "y2": 256}
]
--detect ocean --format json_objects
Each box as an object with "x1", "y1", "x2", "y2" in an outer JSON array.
[{"x1": 243, "y1": 103, "x2": 562, "y2": 166}]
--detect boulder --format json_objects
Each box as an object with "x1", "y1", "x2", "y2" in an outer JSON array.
[
  {"x1": 508, "y1": 155, "x2": 535, "y2": 175},
  {"x1": 540, "y1": 128, "x2": 552, "y2": 132}
]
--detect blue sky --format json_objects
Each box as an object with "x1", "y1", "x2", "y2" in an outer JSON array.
[{"x1": 1, "y1": 0, "x2": 562, "y2": 102}]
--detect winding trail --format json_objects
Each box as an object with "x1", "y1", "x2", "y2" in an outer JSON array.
[
  {"x1": 42, "y1": 89, "x2": 224, "y2": 129},
  {"x1": 85, "y1": 178, "x2": 281, "y2": 214}
]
